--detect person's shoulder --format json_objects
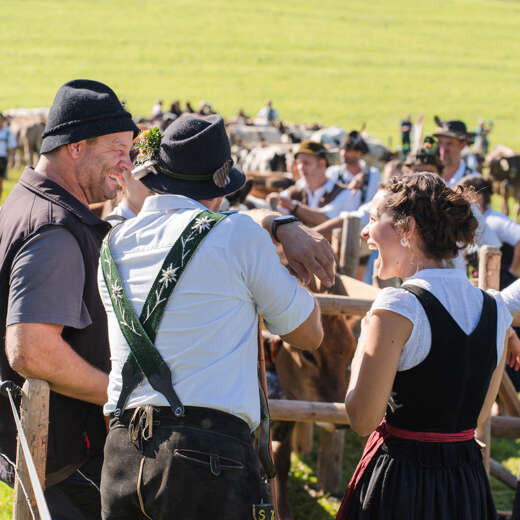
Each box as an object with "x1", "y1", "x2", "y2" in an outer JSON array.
[{"x1": 373, "y1": 286, "x2": 416, "y2": 308}]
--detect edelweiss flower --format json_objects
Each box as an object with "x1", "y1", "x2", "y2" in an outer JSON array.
[
  {"x1": 159, "y1": 264, "x2": 179, "y2": 287},
  {"x1": 111, "y1": 281, "x2": 123, "y2": 301},
  {"x1": 192, "y1": 215, "x2": 212, "y2": 233}
]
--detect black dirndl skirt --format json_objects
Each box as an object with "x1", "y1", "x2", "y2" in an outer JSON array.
[{"x1": 346, "y1": 437, "x2": 497, "y2": 520}]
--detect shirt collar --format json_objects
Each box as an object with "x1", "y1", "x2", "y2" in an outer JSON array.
[
  {"x1": 140, "y1": 193, "x2": 207, "y2": 213},
  {"x1": 302, "y1": 177, "x2": 337, "y2": 196},
  {"x1": 20, "y1": 167, "x2": 108, "y2": 227}
]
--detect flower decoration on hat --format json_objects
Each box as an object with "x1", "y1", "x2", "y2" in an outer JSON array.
[{"x1": 132, "y1": 127, "x2": 162, "y2": 179}]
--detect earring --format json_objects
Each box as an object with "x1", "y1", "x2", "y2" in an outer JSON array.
[{"x1": 400, "y1": 237, "x2": 409, "y2": 248}]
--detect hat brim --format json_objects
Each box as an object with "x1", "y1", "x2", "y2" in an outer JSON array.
[
  {"x1": 433, "y1": 130, "x2": 471, "y2": 142},
  {"x1": 40, "y1": 116, "x2": 139, "y2": 154},
  {"x1": 139, "y1": 166, "x2": 246, "y2": 199}
]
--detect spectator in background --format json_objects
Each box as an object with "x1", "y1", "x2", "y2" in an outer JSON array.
[
  {"x1": 169, "y1": 100, "x2": 183, "y2": 118},
  {"x1": 151, "y1": 99, "x2": 164, "y2": 119},
  {"x1": 400, "y1": 114, "x2": 412, "y2": 159},
  {"x1": 256, "y1": 100, "x2": 280, "y2": 125},
  {"x1": 326, "y1": 130, "x2": 382, "y2": 209},
  {"x1": 459, "y1": 175, "x2": 520, "y2": 288},
  {"x1": 434, "y1": 119, "x2": 477, "y2": 187},
  {"x1": 0, "y1": 113, "x2": 17, "y2": 199},
  {"x1": 273, "y1": 140, "x2": 357, "y2": 227},
  {"x1": 474, "y1": 119, "x2": 493, "y2": 156}
]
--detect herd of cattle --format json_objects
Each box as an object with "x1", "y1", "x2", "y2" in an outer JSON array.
[
  {"x1": 6, "y1": 107, "x2": 520, "y2": 217},
  {"x1": 4, "y1": 106, "x2": 520, "y2": 518}
]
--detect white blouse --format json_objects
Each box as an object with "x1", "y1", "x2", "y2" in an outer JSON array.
[{"x1": 369, "y1": 268, "x2": 511, "y2": 371}]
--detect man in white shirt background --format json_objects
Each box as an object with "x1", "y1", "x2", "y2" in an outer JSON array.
[
  {"x1": 273, "y1": 140, "x2": 358, "y2": 226},
  {"x1": 0, "y1": 112, "x2": 17, "y2": 199},
  {"x1": 434, "y1": 119, "x2": 478, "y2": 188},
  {"x1": 326, "y1": 130, "x2": 382, "y2": 208},
  {"x1": 98, "y1": 114, "x2": 326, "y2": 519}
]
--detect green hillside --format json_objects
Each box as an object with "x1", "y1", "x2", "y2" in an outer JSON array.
[{"x1": 2, "y1": 0, "x2": 520, "y2": 149}]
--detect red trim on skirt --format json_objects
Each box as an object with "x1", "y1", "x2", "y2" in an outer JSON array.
[{"x1": 335, "y1": 421, "x2": 475, "y2": 520}]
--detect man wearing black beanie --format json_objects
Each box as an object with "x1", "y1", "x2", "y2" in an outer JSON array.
[{"x1": 0, "y1": 79, "x2": 138, "y2": 519}]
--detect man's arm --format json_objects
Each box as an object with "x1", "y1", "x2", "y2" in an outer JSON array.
[
  {"x1": 279, "y1": 300, "x2": 323, "y2": 350},
  {"x1": 244, "y1": 208, "x2": 335, "y2": 287},
  {"x1": 278, "y1": 195, "x2": 329, "y2": 226},
  {"x1": 6, "y1": 322, "x2": 108, "y2": 405},
  {"x1": 6, "y1": 227, "x2": 109, "y2": 406}
]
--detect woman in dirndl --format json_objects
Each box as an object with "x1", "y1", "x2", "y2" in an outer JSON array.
[{"x1": 337, "y1": 172, "x2": 511, "y2": 520}]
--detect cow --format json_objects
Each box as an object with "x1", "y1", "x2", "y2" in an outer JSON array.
[
  {"x1": 267, "y1": 274, "x2": 378, "y2": 520},
  {"x1": 5, "y1": 109, "x2": 48, "y2": 167},
  {"x1": 486, "y1": 145, "x2": 519, "y2": 218}
]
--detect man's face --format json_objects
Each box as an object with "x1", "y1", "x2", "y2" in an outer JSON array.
[
  {"x1": 342, "y1": 149, "x2": 363, "y2": 166},
  {"x1": 76, "y1": 131, "x2": 134, "y2": 204},
  {"x1": 296, "y1": 153, "x2": 326, "y2": 185},
  {"x1": 437, "y1": 136, "x2": 465, "y2": 167}
]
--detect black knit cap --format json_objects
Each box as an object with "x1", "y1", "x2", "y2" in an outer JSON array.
[
  {"x1": 137, "y1": 114, "x2": 245, "y2": 199},
  {"x1": 40, "y1": 79, "x2": 139, "y2": 154}
]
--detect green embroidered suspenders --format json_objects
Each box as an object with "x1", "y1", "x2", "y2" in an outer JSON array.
[
  {"x1": 100, "y1": 208, "x2": 276, "y2": 480},
  {"x1": 100, "y1": 210, "x2": 228, "y2": 417}
]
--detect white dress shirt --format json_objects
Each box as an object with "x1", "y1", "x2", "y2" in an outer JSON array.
[
  {"x1": 280, "y1": 177, "x2": 358, "y2": 218},
  {"x1": 326, "y1": 161, "x2": 382, "y2": 207},
  {"x1": 484, "y1": 208, "x2": 520, "y2": 247},
  {"x1": 444, "y1": 160, "x2": 478, "y2": 188},
  {"x1": 98, "y1": 195, "x2": 314, "y2": 429}
]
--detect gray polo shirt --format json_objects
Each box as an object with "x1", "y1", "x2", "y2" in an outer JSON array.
[{"x1": 7, "y1": 226, "x2": 91, "y2": 328}]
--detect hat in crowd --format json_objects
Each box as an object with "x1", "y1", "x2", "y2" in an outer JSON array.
[
  {"x1": 41, "y1": 79, "x2": 139, "y2": 154},
  {"x1": 133, "y1": 114, "x2": 245, "y2": 199},
  {"x1": 343, "y1": 130, "x2": 369, "y2": 154},
  {"x1": 405, "y1": 136, "x2": 443, "y2": 172},
  {"x1": 296, "y1": 140, "x2": 328, "y2": 163},
  {"x1": 433, "y1": 118, "x2": 475, "y2": 143}
]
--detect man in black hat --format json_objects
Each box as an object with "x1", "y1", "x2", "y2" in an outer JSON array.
[
  {"x1": 0, "y1": 79, "x2": 139, "y2": 518},
  {"x1": 98, "y1": 115, "x2": 326, "y2": 519},
  {"x1": 434, "y1": 119, "x2": 478, "y2": 187},
  {"x1": 326, "y1": 130, "x2": 382, "y2": 208},
  {"x1": 273, "y1": 140, "x2": 357, "y2": 227}
]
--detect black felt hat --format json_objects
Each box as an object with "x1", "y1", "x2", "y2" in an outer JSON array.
[
  {"x1": 434, "y1": 120, "x2": 475, "y2": 143},
  {"x1": 134, "y1": 114, "x2": 245, "y2": 199},
  {"x1": 343, "y1": 131, "x2": 369, "y2": 154},
  {"x1": 40, "y1": 79, "x2": 139, "y2": 154}
]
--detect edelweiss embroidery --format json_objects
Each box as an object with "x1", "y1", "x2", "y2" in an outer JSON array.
[
  {"x1": 192, "y1": 215, "x2": 212, "y2": 233},
  {"x1": 159, "y1": 264, "x2": 179, "y2": 288}
]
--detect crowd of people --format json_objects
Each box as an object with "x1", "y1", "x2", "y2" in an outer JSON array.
[{"x1": 0, "y1": 78, "x2": 519, "y2": 520}]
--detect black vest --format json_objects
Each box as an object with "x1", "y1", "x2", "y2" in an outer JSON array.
[
  {"x1": 0, "y1": 167, "x2": 111, "y2": 485},
  {"x1": 386, "y1": 285, "x2": 497, "y2": 433}
]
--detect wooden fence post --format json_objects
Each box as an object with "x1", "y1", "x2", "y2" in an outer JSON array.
[
  {"x1": 477, "y1": 245, "x2": 501, "y2": 475},
  {"x1": 331, "y1": 228, "x2": 342, "y2": 260},
  {"x1": 339, "y1": 216, "x2": 360, "y2": 276},
  {"x1": 317, "y1": 429, "x2": 345, "y2": 493},
  {"x1": 13, "y1": 378, "x2": 50, "y2": 520}
]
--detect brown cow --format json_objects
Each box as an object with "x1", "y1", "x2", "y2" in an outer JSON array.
[{"x1": 267, "y1": 275, "x2": 376, "y2": 520}]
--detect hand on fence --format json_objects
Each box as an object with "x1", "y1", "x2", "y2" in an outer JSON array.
[{"x1": 506, "y1": 328, "x2": 520, "y2": 371}]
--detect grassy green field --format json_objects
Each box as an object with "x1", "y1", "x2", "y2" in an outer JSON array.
[{"x1": 2, "y1": 0, "x2": 520, "y2": 149}]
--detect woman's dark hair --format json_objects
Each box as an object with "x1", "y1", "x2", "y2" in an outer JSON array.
[
  {"x1": 383, "y1": 172, "x2": 478, "y2": 261},
  {"x1": 457, "y1": 174, "x2": 493, "y2": 209}
]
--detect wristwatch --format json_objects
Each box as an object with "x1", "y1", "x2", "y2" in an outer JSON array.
[{"x1": 272, "y1": 215, "x2": 299, "y2": 243}]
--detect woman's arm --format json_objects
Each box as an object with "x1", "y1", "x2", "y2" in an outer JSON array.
[
  {"x1": 345, "y1": 309, "x2": 412, "y2": 436},
  {"x1": 477, "y1": 337, "x2": 507, "y2": 428}
]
